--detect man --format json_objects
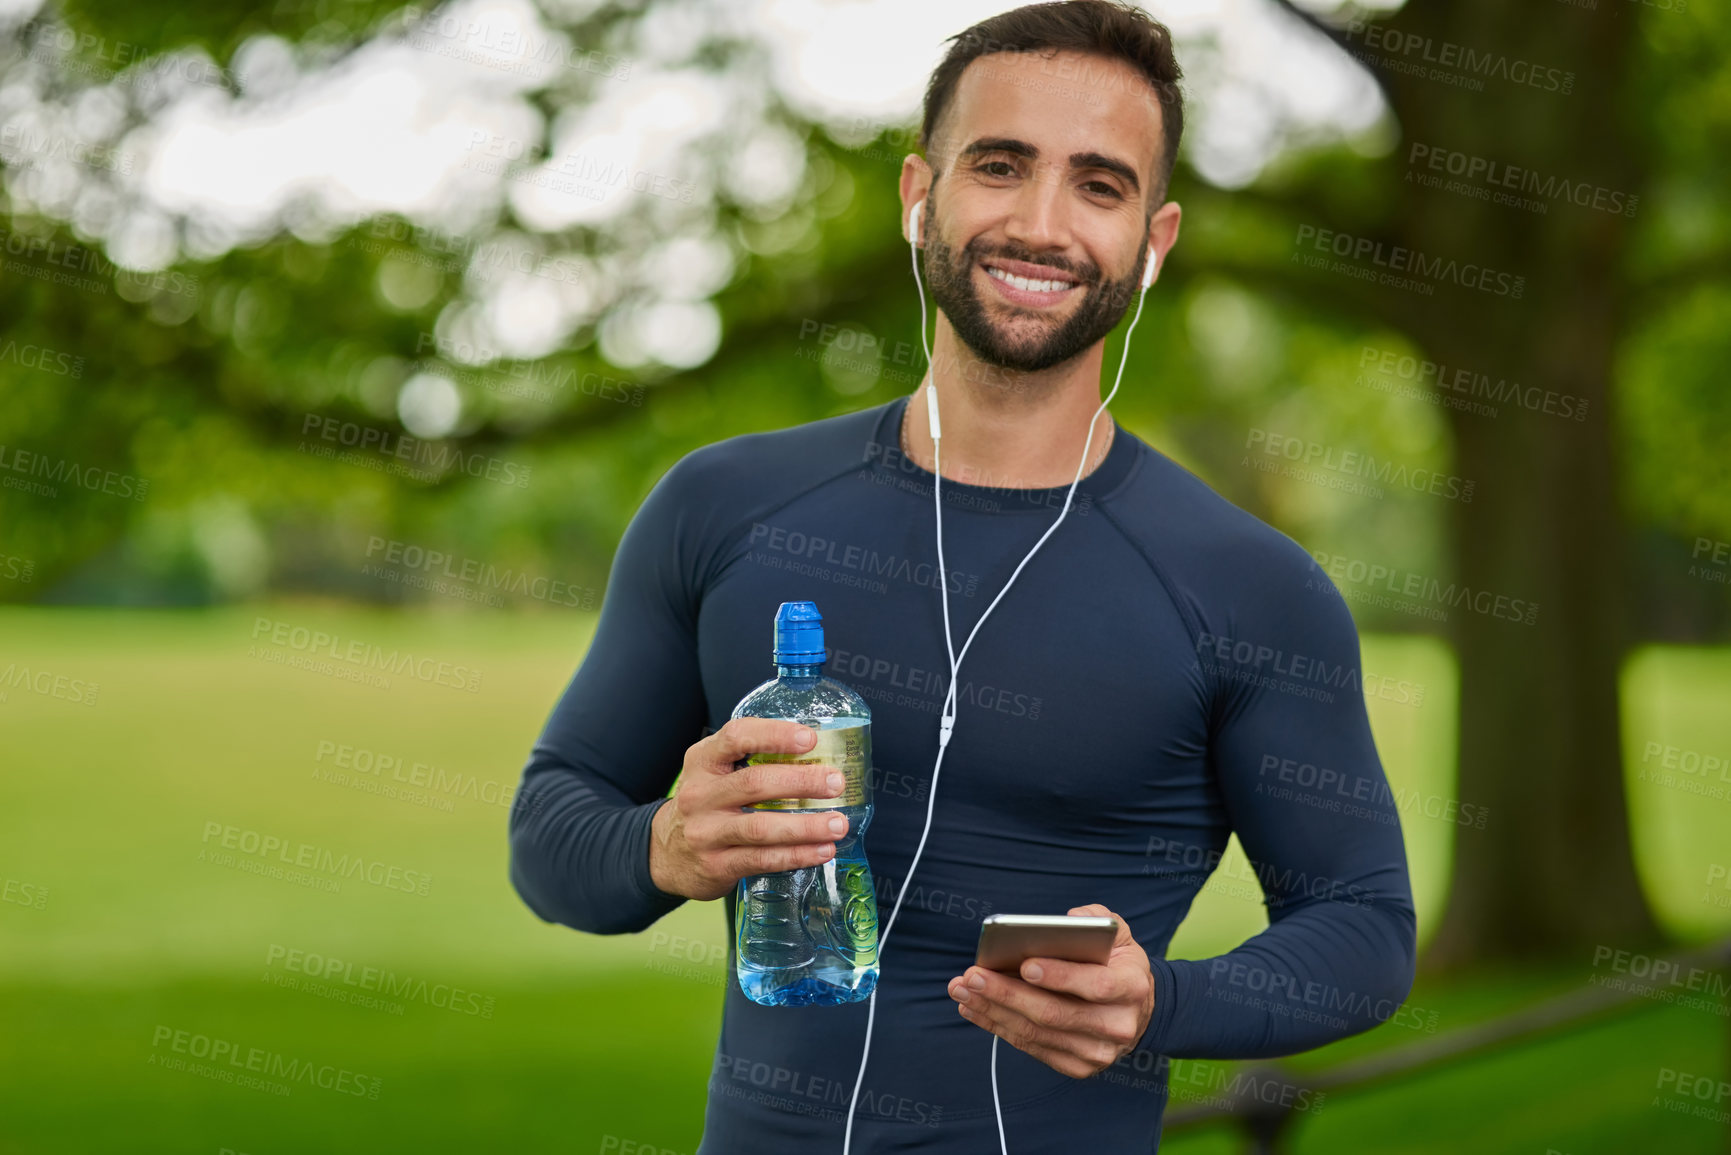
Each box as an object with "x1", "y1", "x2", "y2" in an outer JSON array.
[{"x1": 509, "y1": 2, "x2": 1416, "y2": 1150}]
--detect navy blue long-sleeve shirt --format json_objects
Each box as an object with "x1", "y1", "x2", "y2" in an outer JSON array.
[{"x1": 509, "y1": 393, "x2": 1416, "y2": 1152}]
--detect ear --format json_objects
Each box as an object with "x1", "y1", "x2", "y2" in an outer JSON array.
[{"x1": 899, "y1": 150, "x2": 933, "y2": 246}]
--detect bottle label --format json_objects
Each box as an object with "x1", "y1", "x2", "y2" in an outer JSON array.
[{"x1": 744, "y1": 725, "x2": 870, "y2": 809}]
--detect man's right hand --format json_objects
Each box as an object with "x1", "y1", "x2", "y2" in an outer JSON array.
[{"x1": 648, "y1": 718, "x2": 850, "y2": 902}]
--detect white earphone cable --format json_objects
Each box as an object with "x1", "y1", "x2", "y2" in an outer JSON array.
[{"x1": 842, "y1": 200, "x2": 1152, "y2": 1155}]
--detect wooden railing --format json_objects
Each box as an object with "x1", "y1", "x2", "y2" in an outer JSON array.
[{"x1": 1159, "y1": 936, "x2": 1731, "y2": 1154}]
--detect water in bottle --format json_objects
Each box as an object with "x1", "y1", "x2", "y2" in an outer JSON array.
[{"x1": 732, "y1": 600, "x2": 879, "y2": 1007}]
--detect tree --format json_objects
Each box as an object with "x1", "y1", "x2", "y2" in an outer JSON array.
[
  {"x1": 1256, "y1": 0, "x2": 1677, "y2": 966},
  {"x1": 5, "y1": 0, "x2": 1728, "y2": 969}
]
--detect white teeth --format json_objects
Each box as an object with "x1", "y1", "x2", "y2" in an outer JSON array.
[{"x1": 985, "y1": 265, "x2": 1074, "y2": 294}]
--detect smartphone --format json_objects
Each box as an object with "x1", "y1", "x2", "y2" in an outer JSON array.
[{"x1": 973, "y1": 914, "x2": 1118, "y2": 974}]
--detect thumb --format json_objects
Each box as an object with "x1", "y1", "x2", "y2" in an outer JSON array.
[{"x1": 1068, "y1": 904, "x2": 1131, "y2": 947}]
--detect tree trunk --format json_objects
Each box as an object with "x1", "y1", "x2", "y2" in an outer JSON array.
[{"x1": 1358, "y1": 0, "x2": 1666, "y2": 967}]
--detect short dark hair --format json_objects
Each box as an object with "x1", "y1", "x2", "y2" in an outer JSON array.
[{"x1": 919, "y1": 1, "x2": 1185, "y2": 207}]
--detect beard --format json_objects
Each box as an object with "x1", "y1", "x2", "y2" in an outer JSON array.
[{"x1": 921, "y1": 203, "x2": 1147, "y2": 376}]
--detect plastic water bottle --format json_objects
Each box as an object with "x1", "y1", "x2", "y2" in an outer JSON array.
[{"x1": 732, "y1": 601, "x2": 879, "y2": 1006}]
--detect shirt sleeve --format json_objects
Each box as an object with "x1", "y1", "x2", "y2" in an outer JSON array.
[
  {"x1": 507, "y1": 453, "x2": 715, "y2": 935},
  {"x1": 1141, "y1": 541, "x2": 1418, "y2": 1059}
]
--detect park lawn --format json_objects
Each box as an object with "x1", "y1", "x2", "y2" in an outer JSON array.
[
  {"x1": 0, "y1": 975, "x2": 721, "y2": 1155},
  {"x1": 0, "y1": 969, "x2": 1721, "y2": 1154},
  {"x1": 0, "y1": 606, "x2": 1726, "y2": 1152},
  {"x1": 1622, "y1": 646, "x2": 1731, "y2": 938}
]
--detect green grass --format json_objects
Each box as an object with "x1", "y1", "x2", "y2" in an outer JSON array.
[
  {"x1": 1, "y1": 607, "x2": 1727, "y2": 1153},
  {"x1": 0, "y1": 977, "x2": 721, "y2": 1155}
]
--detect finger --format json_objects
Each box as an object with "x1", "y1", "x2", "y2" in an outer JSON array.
[
  {"x1": 720, "y1": 761, "x2": 844, "y2": 809},
  {"x1": 717, "y1": 808, "x2": 849, "y2": 848},
  {"x1": 1019, "y1": 956, "x2": 1127, "y2": 1004},
  {"x1": 1063, "y1": 903, "x2": 1148, "y2": 980},
  {"x1": 955, "y1": 994, "x2": 1116, "y2": 1078},
  {"x1": 718, "y1": 842, "x2": 835, "y2": 879},
  {"x1": 948, "y1": 968, "x2": 1119, "y2": 1040},
  {"x1": 703, "y1": 717, "x2": 818, "y2": 767},
  {"x1": 1067, "y1": 903, "x2": 1132, "y2": 949},
  {"x1": 956, "y1": 1002, "x2": 1094, "y2": 1077}
]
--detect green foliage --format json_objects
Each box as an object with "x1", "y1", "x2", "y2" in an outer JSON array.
[
  {"x1": 0, "y1": 0, "x2": 1726, "y2": 633},
  {"x1": 1619, "y1": 285, "x2": 1731, "y2": 546},
  {"x1": 54, "y1": 0, "x2": 416, "y2": 63}
]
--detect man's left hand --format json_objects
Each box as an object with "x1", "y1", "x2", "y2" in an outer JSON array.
[{"x1": 946, "y1": 903, "x2": 1155, "y2": 1078}]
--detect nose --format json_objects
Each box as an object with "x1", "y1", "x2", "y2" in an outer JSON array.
[{"x1": 999, "y1": 160, "x2": 1075, "y2": 260}]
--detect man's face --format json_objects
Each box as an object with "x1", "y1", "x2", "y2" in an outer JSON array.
[{"x1": 919, "y1": 50, "x2": 1167, "y2": 374}]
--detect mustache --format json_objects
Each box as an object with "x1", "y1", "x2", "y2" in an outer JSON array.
[{"x1": 963, "y1": 242, "x2": 1100, "y2": 285}]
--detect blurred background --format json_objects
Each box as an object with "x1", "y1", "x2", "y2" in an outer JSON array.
[{"x1": 1, "y1": 0, "x2": 1728, "y2": 1151}]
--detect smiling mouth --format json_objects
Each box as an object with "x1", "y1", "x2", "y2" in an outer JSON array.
[{"x1": 981, "y1": 262, "x2": 1081, "y2": 295}]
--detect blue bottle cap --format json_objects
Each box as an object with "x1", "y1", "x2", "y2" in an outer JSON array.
[{"x1": 773, "y1": 601, "x2": 825, "y2": 666}]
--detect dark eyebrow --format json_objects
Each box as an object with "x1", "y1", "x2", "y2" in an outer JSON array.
[{"x1": 958, "y1": 137, "x2": 1142, "y2": 196}]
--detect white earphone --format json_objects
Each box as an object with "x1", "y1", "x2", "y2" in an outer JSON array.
[{"x1": 843, "y1": 194, "x2": 1156, "y2": 1155}]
